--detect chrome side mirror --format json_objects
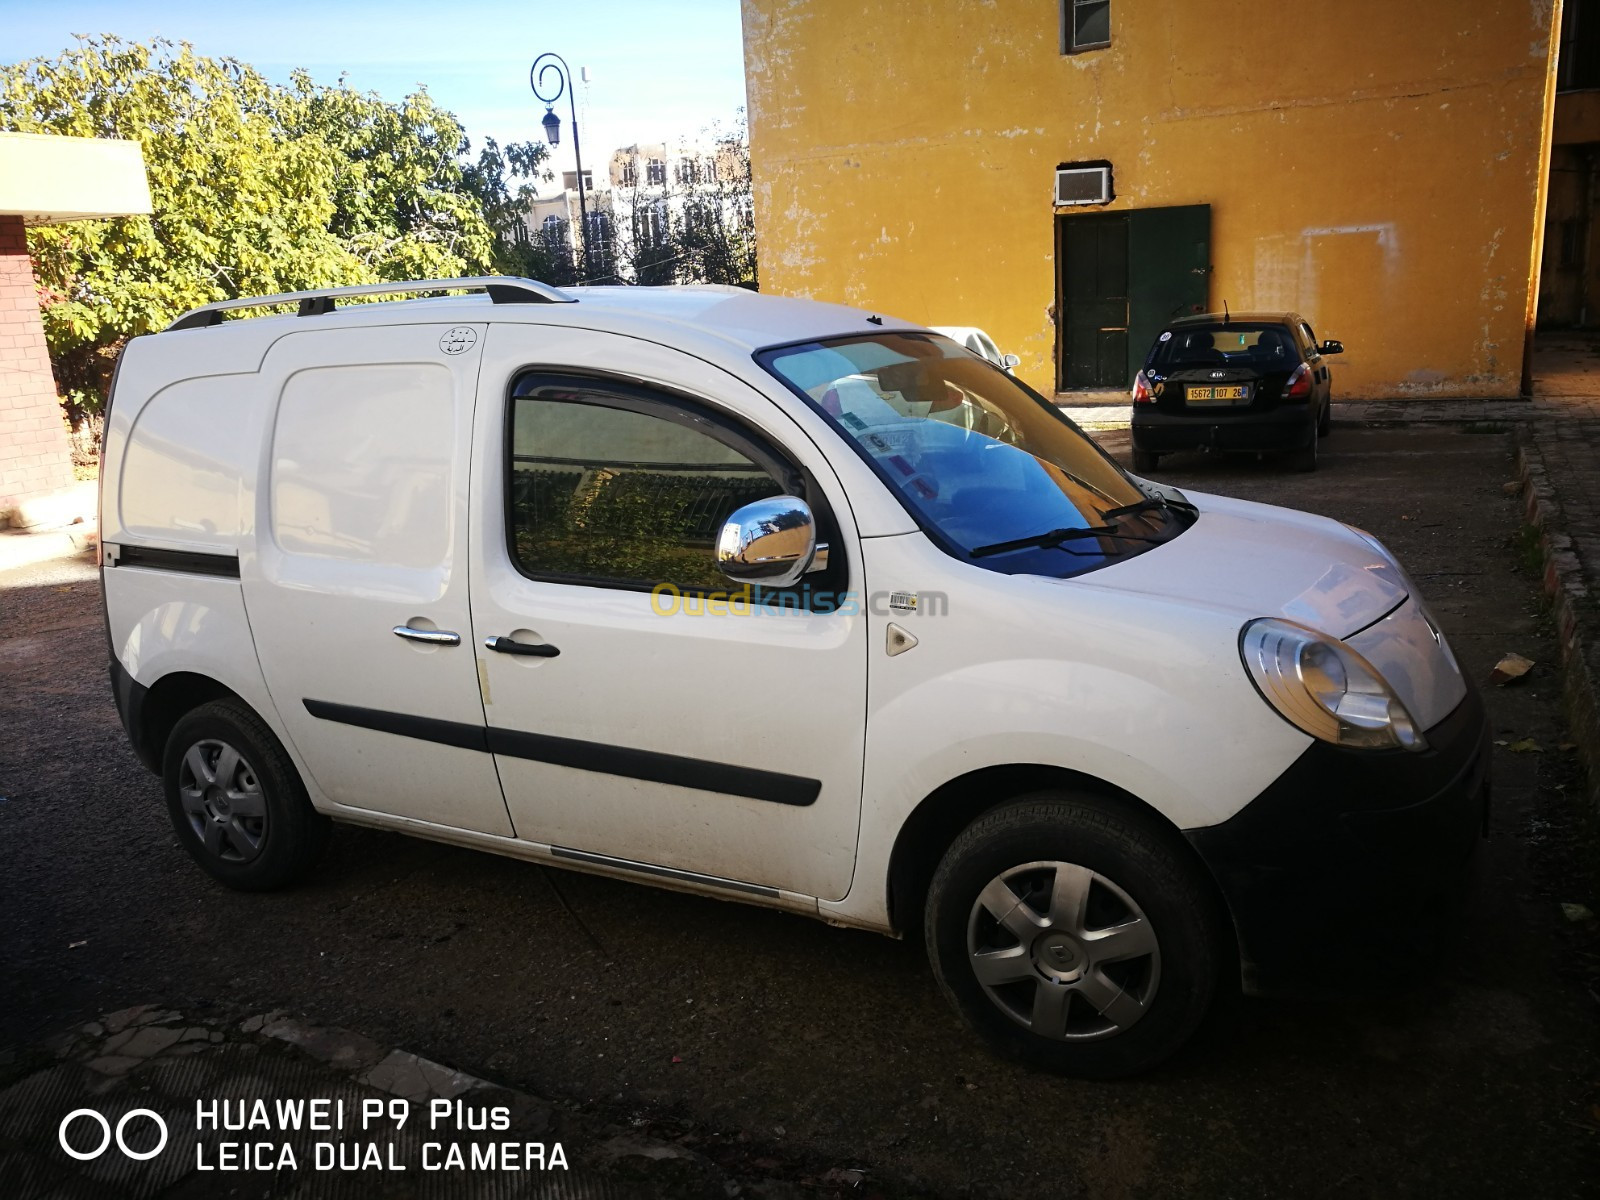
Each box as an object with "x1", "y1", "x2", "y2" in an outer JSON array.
[
  {"x1": 1320, "y1": 339, "x2": 1344, "y2": 355},
  {"x1": 1000, "y1": 352, "x2": 1021, "y2": 373},
  {"x1": 716, "y1": 495, "x2": 819, "y2": 588}
]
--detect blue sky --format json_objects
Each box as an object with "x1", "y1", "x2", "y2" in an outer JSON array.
[{"x1": 0, "y1": 0, "x2": 749, "y2": 190}]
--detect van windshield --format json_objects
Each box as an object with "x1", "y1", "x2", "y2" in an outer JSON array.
[{"x1": 758, "y1": 333, "x2": 1185, "y2": 577}]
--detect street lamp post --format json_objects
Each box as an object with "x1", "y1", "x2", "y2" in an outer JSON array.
[{"x1": 530, "y1": 52, "x2": 590, "y2": 284}]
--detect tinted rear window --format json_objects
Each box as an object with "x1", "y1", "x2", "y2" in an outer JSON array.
[{"x1": 1147, "y1": 323, "x2": 1298, "y2": 370}]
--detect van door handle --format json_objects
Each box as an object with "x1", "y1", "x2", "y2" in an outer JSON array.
[
  {"x1": 484, "y1": 636, "x2": 560, "y2": 658},
  {"x1": 392, "y1": 625, "x2": 461, "y2": 646}
]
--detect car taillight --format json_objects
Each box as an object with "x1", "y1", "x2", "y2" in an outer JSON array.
[
  {"x1": 1132, "y1": 371, "x2": 1155, "y2": 404},
  {"x1": 1284, "y1": 363, "x2": 1312, "y2": 401}
]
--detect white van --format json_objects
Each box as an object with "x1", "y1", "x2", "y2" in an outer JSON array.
[{"x1": 101, "y1": 278, "x2": 1487, "y2": 1077}]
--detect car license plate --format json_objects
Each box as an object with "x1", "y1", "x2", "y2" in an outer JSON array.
[{"x1": 1186, "y1": 385, "x2": 1249, "y2": 405}]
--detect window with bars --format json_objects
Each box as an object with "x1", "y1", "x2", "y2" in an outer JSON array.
[
  {"x1": 635, "y1": 201, "x2": 667, "y2": 247},
  {"x1": 541, "y1": 215, "x2": 570, "y2": 252},
  {"x1": 585, "y1": 210, "x2": 614, "y2": 256}
]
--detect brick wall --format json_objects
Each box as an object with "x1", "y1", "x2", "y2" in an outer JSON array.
[{"x1": 0, "y1": 213, "x2": 75, "y2": 518}]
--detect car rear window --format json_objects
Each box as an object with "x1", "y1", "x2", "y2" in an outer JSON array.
[{"x1": 1147, "y1": 324, "x2": 1297, "y2": 370}]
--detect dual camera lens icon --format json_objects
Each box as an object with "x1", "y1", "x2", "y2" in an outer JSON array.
[{"x1": 58, "y1": 1108, "x2": 168, "y2": 1161}]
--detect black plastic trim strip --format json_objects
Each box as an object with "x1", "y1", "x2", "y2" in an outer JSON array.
[
  {"x1": 485, "y1": 726, "x2": 820, "y2": 806},
  {"x1": 550, "y1": 845, "x2": 778, "y2": 897},
  {"x1": 114, "y1": 545, "x2": 240, "y2": 578},
  {"x1": 302, "y1": 700, "x2": 821, "y2": 807},
  {"x1": 302, "y1": 699, "x2": 489, "y2": 752},
  {"x1": 167, "y1": 310, "x2": 225, "y2": 330}
]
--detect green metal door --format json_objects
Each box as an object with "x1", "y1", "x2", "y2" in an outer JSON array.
[
  {"x1": 1127, "y1": 204, "x2": 1211, "y2": 381},
  {"x1": 1059, "y1": 214, "x2": 1129, "y2": 390},
  {"x1": 1056, "y1": 205, "x2": 1211, "y2": 391}
]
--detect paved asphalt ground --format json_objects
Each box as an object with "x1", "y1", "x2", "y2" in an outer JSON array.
[{"x1": 2, "y1": 424, "x2": 1598, "y2": 1198}]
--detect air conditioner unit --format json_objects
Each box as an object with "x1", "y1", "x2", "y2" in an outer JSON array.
[{"x1": 1054, "y1": 165, "x2": 1112, "y2": 207}]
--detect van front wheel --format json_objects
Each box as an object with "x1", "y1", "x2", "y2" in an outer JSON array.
[
  {"x1": 162, "y1": 700, "x2": 328, "y2": 891},
  {"x1": 924, "y1": 794, "x2": 1224, "y2": 1078}
]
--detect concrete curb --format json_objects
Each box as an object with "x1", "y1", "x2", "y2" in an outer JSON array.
[{"x1": 1516, "y1": 428, "x2": 1600, "y2": 822}]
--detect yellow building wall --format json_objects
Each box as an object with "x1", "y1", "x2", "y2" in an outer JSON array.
[{"x1": 742, "y1": 0, "x2": 1561, "y2": 399}]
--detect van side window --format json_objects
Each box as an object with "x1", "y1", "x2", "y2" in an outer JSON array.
[{"x1": 507, "y1": 382, "x2": 789, "y2": 593}]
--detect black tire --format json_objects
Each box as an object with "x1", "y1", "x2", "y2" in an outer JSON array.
[
  {"x1": 1317, "y1": 397, "x2": 1331, "y2": 438},
  {"x1": 1287, "y1": 436, "x2": 1317, "y2": 472},
  {"x1": 924, "y1": 793, "x2": 1226, "y2": 1078},
  {"x1": 1131, "y1": 449, "x2": 1161, "y2": 473},
  {"x1": 162, "y1": 699, "x2": 329, "y2": 891}
]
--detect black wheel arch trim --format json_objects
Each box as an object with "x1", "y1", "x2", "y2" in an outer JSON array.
[{"x1": 110, "y1": 661, "x2": 248, "y2": 776}]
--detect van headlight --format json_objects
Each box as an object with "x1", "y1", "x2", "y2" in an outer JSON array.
[{"x1": 1239, "y1": 617, "x2": 1427, "y2": 752}]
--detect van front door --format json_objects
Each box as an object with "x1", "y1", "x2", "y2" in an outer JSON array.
[
  {"x1": 468, "y1": 326, "x2": 867, "y2": 902},
  {"x1": 245, "y1": 324, "x2": 513, "y2": 836}
]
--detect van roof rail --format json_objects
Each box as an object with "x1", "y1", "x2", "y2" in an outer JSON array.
[{"x1": 165, "y1": 276, "x2": 576, "y2": 331}]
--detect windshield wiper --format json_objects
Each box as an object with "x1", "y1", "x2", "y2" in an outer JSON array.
[
  {"x1": 970, "y1": 524, "x2": 1165, "y2": 559},
  {"x1": 1100, "y1": 494, "x2": 1196, "y2": 522}
]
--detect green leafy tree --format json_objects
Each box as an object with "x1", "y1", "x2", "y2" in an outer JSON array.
[
  {"x1": 0, "y1": 35, "x2": 549, "y2": 415},
  {"x1": 672, "y1": 119, "x2": 757, "y2": 287}
]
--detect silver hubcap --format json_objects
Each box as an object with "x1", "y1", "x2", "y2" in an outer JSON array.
[
  {"x1": 177, "y1": 739, "x2": 266, "y2": 863},
  {"x1": 966, "y1": 860, "x2": 1160, "y2": 1041}
]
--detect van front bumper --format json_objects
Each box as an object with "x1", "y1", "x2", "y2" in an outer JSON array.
[
  {"x1": 1131, "y1": 405, "x2": 1315, "y2": 455},
  {"x1": 1185, "y1": 684, "x2": 1490, "y2": 993}
]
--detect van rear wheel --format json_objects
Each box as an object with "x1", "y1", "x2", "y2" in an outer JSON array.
[
  {"x1": 924, "y1": 794, "x2": 1224, "y2": 1078},
  {"x1": 163, "y1": 700, "x2": 328, "y2": 891},
  {"x1": 1131, "y1": 449, "x2": 1161, "y2": 473}
]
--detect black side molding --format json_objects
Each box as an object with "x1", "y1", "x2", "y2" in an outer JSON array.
[
  {"x1": 302, "y1": 700, "x2": 488, "y2": 752},
  {"x1": 111, "y1": 545, "x2": 240, "y2": 579},
  {"x1": 486, "y1": 726, "x2": 820, "y2": 806},
  {"x1": 302, "y1": 700, "x2": 821, "y2": 807}
]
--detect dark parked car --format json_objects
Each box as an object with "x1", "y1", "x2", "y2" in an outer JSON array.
[{"x1": 1130, "y1": 312, "x2": 1342, "y2": 473}]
